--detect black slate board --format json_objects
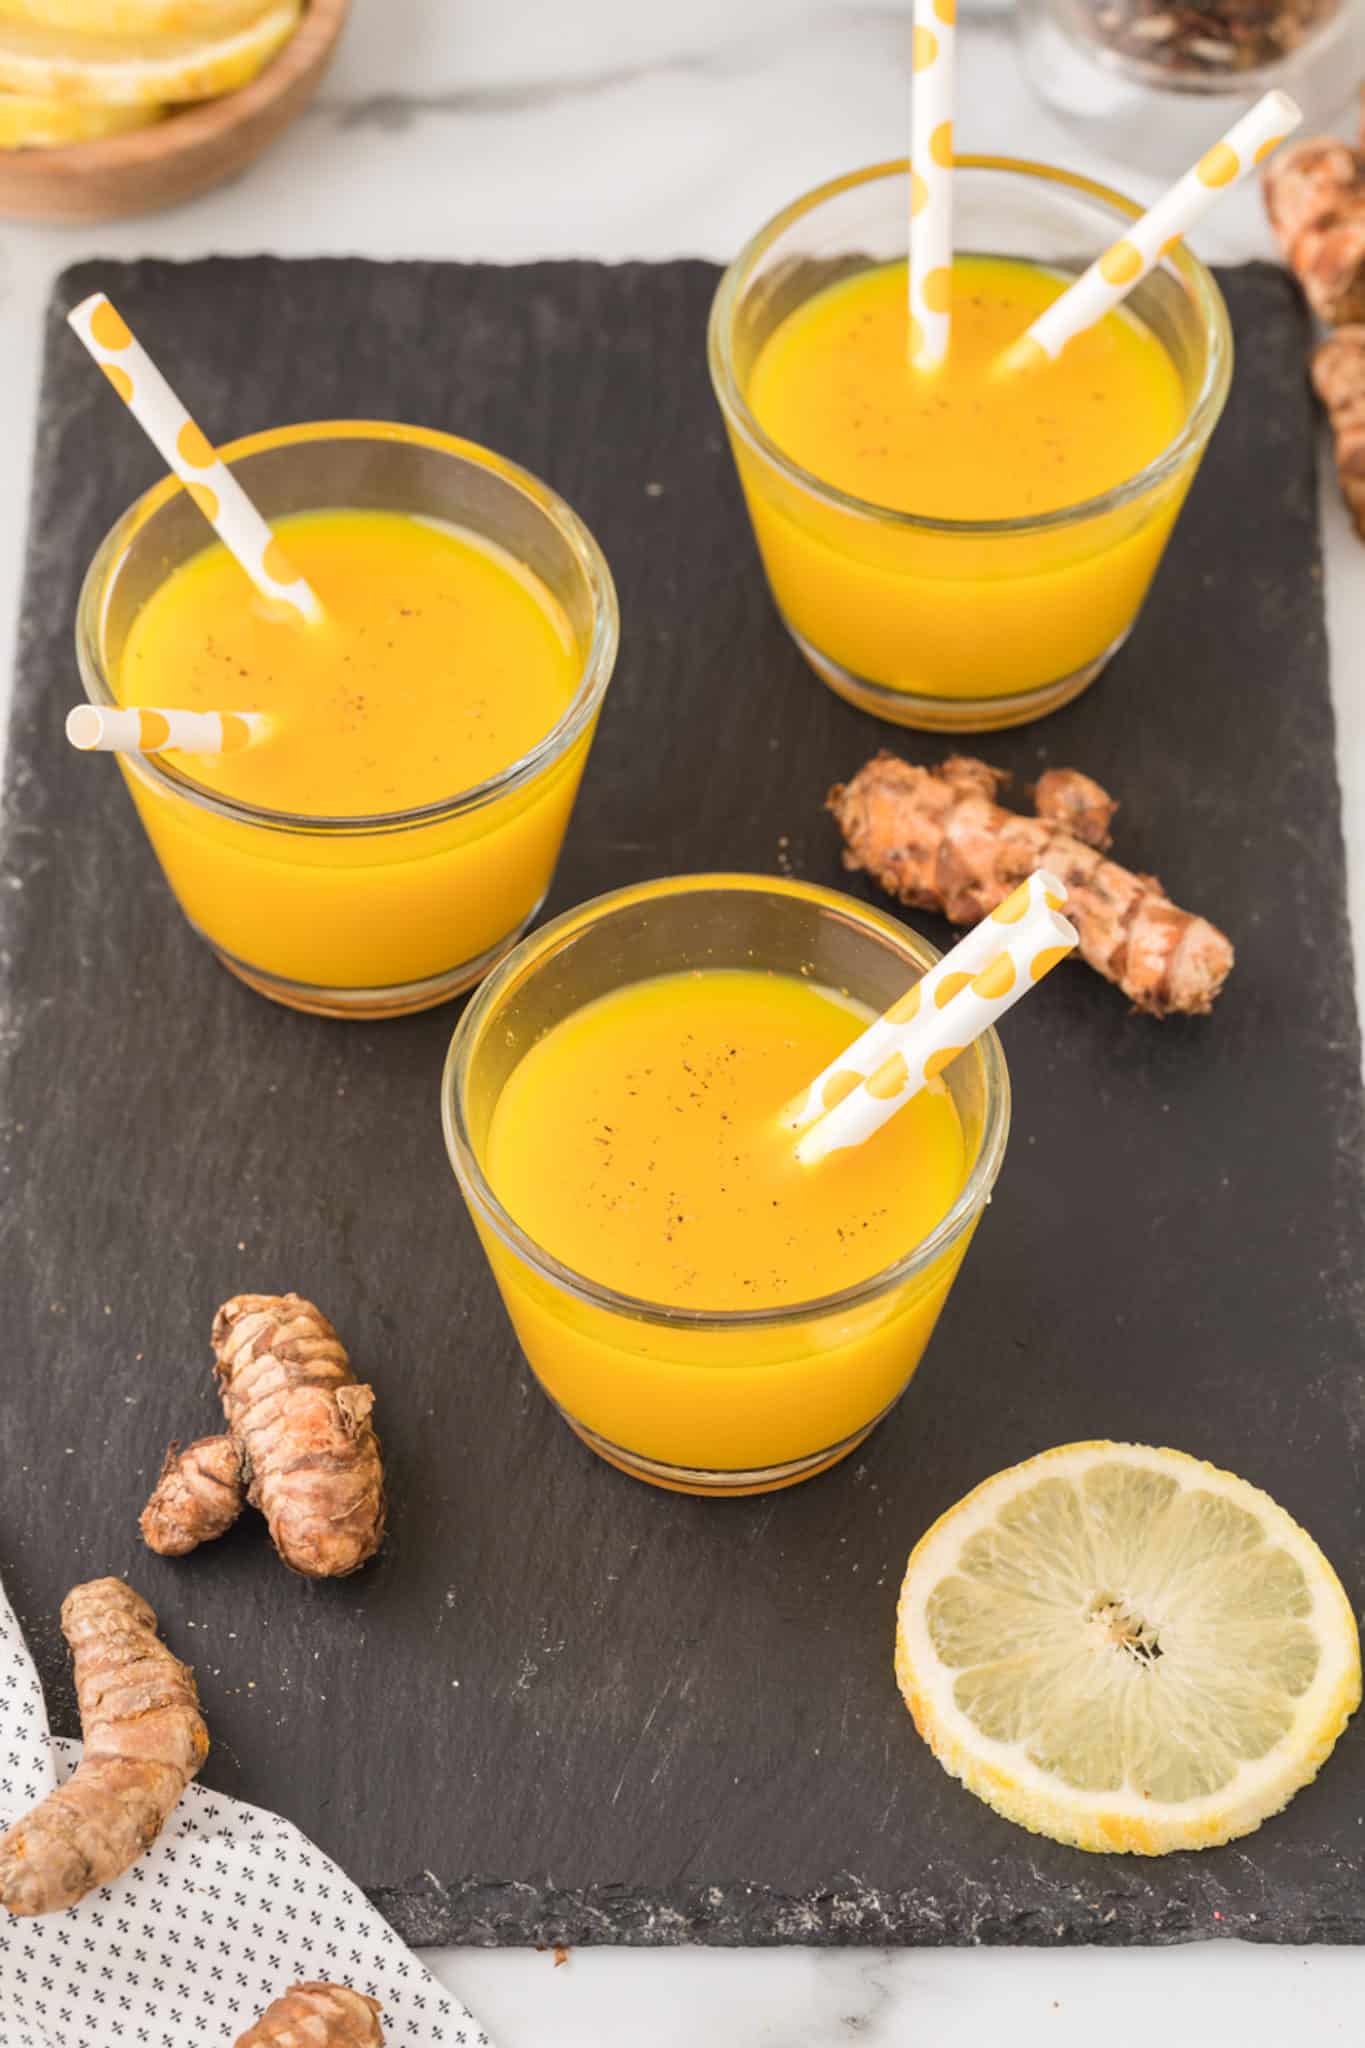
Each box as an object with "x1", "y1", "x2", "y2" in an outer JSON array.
[{"x1": 2, "y1": 257, "x2": 1362, "y2": 1950}]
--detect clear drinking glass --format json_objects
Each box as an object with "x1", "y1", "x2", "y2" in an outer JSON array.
[
  {"x1": 76, "y1": 421, "x2": 619, "y2": 1018},
  {"x1": 443, "y1": 873, "x2": 1011, "y2": 1497},
  {"x1": 709, "y1": 157, "x2": 1232, "y2": 733}
]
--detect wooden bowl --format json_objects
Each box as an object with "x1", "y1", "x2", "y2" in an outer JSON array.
[{"x1": 0, "y1": 0, "x2": 349, "y2": 225}]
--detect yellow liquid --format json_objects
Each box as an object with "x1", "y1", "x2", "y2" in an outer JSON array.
[
  {"x1": 114, "y1": 508, "x2": 592, "y2": 1001},
  {"x1": 735, "y1": 255, "x2": 1196, "y2": 705},
  {"x1": 749, "y1": 255, "x2": 1184, "y2": 519},
  {"x1": 121, "y1": 509, "x2": 578, "y2": 815},
  {"x1": 478, "y1": 968, "x2": 973, "y2": 1480}
]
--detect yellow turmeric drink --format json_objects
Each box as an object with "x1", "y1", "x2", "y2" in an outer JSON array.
[
  {"x1": 749, "y1": 257, "x2": 1183, "y2": 524},
  {"x1": 479, "y1": 967, "x2": 971, "y2": 1486},
  {"x1": 120, "y1": 511, "x2": 577, "y2": 815},
  {"x1": 725, "y1": 250, "x2": 1206, "y2": 729},
  {"x1": 89, "y1": 433, "x2": 617, "y2": 1019}
]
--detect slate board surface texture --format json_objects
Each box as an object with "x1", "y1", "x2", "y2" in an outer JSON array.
[{"x1": 2, "y1": 258, "x2": 1362, "y2": 1949}]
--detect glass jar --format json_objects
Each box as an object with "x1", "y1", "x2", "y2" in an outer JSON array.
[{"x1": 1018, "y1": 0, "x2": 1365, "y2": 176}]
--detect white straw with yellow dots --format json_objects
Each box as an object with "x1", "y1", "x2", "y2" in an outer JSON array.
[
  {"x1": 908, "y1": 0, "x2": 956, "y2": 371},
  {"x1": 66, "y1": 292, "x2": 322, "y2": 626},
  {"x1": 1000, "y1": 90, "x2": 1301, "y2": 373},
  {"x1": 65, "y1": 706, "x2": 267, "y2": 757},
  {"x1": 783, "y1": 869, "x2": 1068, "y2": 1136},
  {"x1": 794, "y1": 873, "x2": 1078, "y2": 1168}
]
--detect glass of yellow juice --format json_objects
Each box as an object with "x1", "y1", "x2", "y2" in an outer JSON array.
[
  {"x1": 443, "y1": 873, "x2": 1010, "y2": 1496},
  {"x1": 708, "y1": 157, "x2": 1233, "y2": 732},
  {"x1": 75, "y1": 421, "x2": 619, "y2": 1018}
]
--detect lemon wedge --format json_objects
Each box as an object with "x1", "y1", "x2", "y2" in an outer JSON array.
[
  {"x1": 0, "y1": 1, "x2": 265, "y2": 38},
  {"x1": 0, "y1": 0, "x2": 298, "y2": 104},
  {"x1": 0, "y1": 87, "x2": 161, "y2": 142},
  {"x1": 895, "y1": 1441, "x2": 1360, "y2": 1854}
]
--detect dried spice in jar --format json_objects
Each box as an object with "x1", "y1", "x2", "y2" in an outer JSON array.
[{"x1": 1065, "y1": 0, "x2": 1343, "y2": 81}]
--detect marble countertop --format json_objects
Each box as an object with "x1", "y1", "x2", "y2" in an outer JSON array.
[{"x1": 0, "y1": 2, "x2": 1361, "y2": 2040}]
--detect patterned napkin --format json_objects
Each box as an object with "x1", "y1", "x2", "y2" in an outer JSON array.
[{"x1": 0, "y1": 1577, "x2": 490, "y2": 2048}]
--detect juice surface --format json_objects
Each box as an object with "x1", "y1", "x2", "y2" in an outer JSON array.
[
  {"x1": 485, "y1": 968, "x2": 967, "y2": 1313},
  {"x1": 746, "y1": 255, "x2": 1186, "y2": 520},
  {"x1": 118, "y1": 508, "x2": 580, "y2": 816}
]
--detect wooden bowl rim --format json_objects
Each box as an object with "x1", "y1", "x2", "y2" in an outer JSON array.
[{"x1": 0, "y1": 0, "x2": 349, "y2": 180}]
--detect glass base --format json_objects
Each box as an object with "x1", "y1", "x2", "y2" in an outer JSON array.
[
  {"x1": 560, "y1": 1406, "x2": 890, "y2": 1496},
  {"x1": 788, "y1": 622, "x2": 1125, "y2": 733},
  {"x1": 205, "y1": 895, "x2": 547, "y2": 1019}
]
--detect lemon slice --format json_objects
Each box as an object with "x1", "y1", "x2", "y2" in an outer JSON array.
[
  {"x1": 895, "y1": 1441, "x2": 1360, "y2": 1855},
  {"x1": 0, "y1": 1, "x2": 264, "y2": 38},
  {"x1": 0, "y1": 87, "x2": 161, "y2": 142},
  {"x1": 0, "y1": 0, "x2": 298, "y2": 104}
]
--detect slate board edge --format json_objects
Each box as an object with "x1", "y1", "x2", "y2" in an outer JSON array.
[
  {"x1": 6, "y1": 257, "x2": 1361, "y2": 1955},
  {"x1": 365, "y1": 1869, "x2": 1365, "y2": 1947}
]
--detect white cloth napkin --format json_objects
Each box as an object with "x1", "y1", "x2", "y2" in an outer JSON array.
[{"x1": 0, "y1": 1577, "x2": 491, "y2": 2047}]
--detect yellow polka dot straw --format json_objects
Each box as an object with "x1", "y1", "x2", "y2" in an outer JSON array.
[
  {"x1": 65, "y1": 706, "x2": 267, "y2": 757},
  {"x1": 794, "y1": 874, "x2": 1078, "y2": 1168},
  {"x1": 66, "y1": 292, "x2": 322, "y2": 626},
  {"x1": 783, "y1": 867, "x2": 1068, "y2": 1135},
  {"x1": 909, "y1": 0, "x2": 956, "y2": 371},
  {"x1": 1000, "y1": 90, "x2": 1301, "y2": 373}
]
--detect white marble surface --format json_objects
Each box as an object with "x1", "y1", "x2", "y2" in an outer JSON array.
[{"x1": 0, "y1": 2, "x2": 1361, "y2": 2039}]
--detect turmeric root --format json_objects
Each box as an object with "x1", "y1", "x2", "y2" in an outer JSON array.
[
  {"x1": 1264, "y1": 100, "x2": 1365, "y2": 537},
  {"x1": 1263, "y1": 134, "x2": 1365, "y2": 326},
  {"x1": 236, "y1": 1982, "x2": 384, "y2": 2046},
  {"x1": 1032, "y1": 767, "x2": 1116, "y2": 851},
  {"x1": 0, "y1": 1578, "x2": 207, "y2": 1916},
  {"x1": 140, "y1": 1434, "x2": 245, "y2": 1555},
  {"x1": 1311, "y1": 326, "x2": 1365, "y2": 537},
  {"x1": 828, "y1": 753, "x2": 1234, "y2": 1015},
  {"x1": 143, "y1": 1294, "x2": 385, "y2": 1579}
]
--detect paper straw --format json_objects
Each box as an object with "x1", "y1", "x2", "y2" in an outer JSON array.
[
  {"x1": 909, "y1": 0, "x2": 956, "y2": 371},
  {"x1": 67, "y1": 293, "x2": 322, "y2": 626},
  {"x1": 783, "y1": 869, "x2": 1068, "y2": 1135},
  {"x1": 999, "y1": 91, "x2": 1301, "y2": 372},
  {"x1": 66, "y1": 706, "x2": 267, "y2": 756},
  {"x1": 795, "y1": 886, "x2": 1078, "y2": 1168}
]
